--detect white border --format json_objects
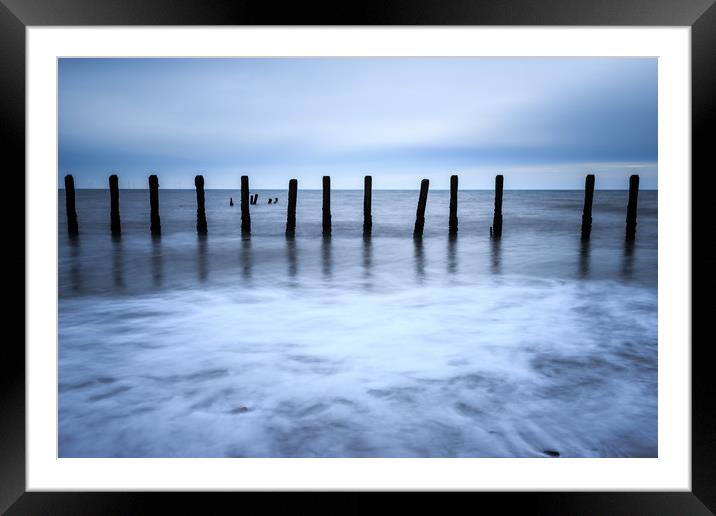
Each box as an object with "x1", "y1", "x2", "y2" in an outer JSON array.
[{"x1": 27, "y1": 27, "x2": 691, "y2": 490}]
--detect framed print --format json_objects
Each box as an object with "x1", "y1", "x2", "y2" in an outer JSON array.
[{"x1": 3, "y1": 0, "x2": 713, "y2": 513}]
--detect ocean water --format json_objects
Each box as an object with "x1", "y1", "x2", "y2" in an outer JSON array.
[{"x1": 58, "y1": 189, "x2": 657, "y2": 457}]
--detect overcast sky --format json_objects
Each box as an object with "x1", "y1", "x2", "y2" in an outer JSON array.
[{"x1": 58, "y1": 58, "x2": 657, "y2": 189}]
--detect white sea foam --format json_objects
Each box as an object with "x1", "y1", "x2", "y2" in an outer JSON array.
[{"x1": 59, "y1": 275, "x2": 657, "y2": 457}]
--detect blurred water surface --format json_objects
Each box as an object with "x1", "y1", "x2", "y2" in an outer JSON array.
[{"x1": 58, "y1": 189, "x2": 657, "y2": 457}]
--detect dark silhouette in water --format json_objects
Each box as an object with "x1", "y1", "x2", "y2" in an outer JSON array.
[
  {"x1": 109, "y1": 174, "x2": 121, "y2": 236},
  {"x1": 413, "y1": 179, "x2": 429, "y2": 239},
  {"x1": 492, "y1": 174, "x2": 503, "y2": 239},
  {"x1": 195, "y1": 175, "x2": 208, "y2": 234},
  {"x1": 241, "y1": 176, "x2": 251, "y2": 235},
  {"x1": 274, "y1": 197, "x2": 278, "y2": 204},
  {"x1": 449, "y1": 175, "x2": 458, "y2": 236},
  {"x1": 229, "y1": 197, "x2": 234, "y2": 207},
  {"x1": 148, "y1": 175, "x2": 161, "y2": 236},
  {"x1": 323, "y1": 176, "x2": 332, "y2": 237},
  {"x1": 64, "y1": 174, "x2": 79, "y2": 236},
  {"x1": 268, "y1": 198, "x2": 273, "y2": 205},
  {"x1": 286, "y1": 179, "x2": 298, "y2": 237},
  {"x1": 625, "y1": 174, "x2": 639, "y2": 241},
  {"x1": 581, "y1": 174, "x2": 595, "y2": 240},
  {"x1": 363, "y1": 175, "x2": 372, "y2": 237}
]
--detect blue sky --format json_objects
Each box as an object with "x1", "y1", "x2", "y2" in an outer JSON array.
[{"x1": 58, "y1": 58, "x2": 657, "y2": 189}]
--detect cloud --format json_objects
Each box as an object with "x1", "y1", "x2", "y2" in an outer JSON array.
[{"x1": 58, "y1": 58, "x2": 657, "y2": 188}]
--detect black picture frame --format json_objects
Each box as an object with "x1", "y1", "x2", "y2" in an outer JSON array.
[{"x1": 3, "y1": 0, "x2": 713, "y2": 513}]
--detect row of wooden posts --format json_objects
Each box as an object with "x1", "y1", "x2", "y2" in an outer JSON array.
[{"x1": 63, "y1": 173, "x2": 640, "y2": 240}]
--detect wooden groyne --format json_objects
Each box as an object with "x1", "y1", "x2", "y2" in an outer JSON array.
[
  {"x1": 286, "y1": 178, "x2": 298, "y2": 237},
  {"x1": 195, "y1": 175, "x2": 208, "y2": 234},
  {"x1": 363, "y1": 175, "x2": 372, "y2": 237},
  {"x1": 109, "y1": 174, "x2": 121, "y2": 236},
  {"x1": 491, "y1": 174, "x2": 504, "y2": 239},
  {"x1": 322, "y1": 176, "x2": 331, "y2": 237},
  {"x1": 625, "y1": 174, "x2": 639, "y2": 241},
  {"x1": 449, "y1": 174, "x2": 458, "y2": 236},
  {"x1": 241, "y1": 175, "x2": 251, "y2": 235},
  {"x1": 148, "y1": 174, "x2": 161, "y2": 236},
  {"x1": 581, "y1": 174, "x2": 595, "y2": 240},
  {"x1": 413, "y1": 179, "x2": 430, "y2": 239},
  {"x1": 62, "y1": 173, "x2": 641, "y2": 240},
  {"x1": 64, "y1": 174, "x2": 79, "y2": 236}
]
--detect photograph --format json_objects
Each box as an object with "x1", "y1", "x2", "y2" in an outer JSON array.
[{"x1": 57, "y1": 56, "x2": 658, "y2": 459}]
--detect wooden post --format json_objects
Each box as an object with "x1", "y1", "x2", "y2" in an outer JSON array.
[
  {"x1": 413, "y1": 179, "x2": 430, "y2": 239},
  {"x1": 148, "y1": 174, "x2": 161, "y2": 236},
  {"x1": 109, "y1": 174, "x2": 121, "y2": 236},
  {"x1": 449, "y1": 174, "x2": 458, "y2": 236},
  {"x1": 286, "y1": 178, "x2": 298, "y2": 237},
  {"x1": 625, "y1": 174, "x2": 639, "y2": 240},
  {"x1": 581, "y1": 174, "x2": 595, "y2": 240},
  {"x1": 195, "y1": 175, "x2": 208, "y2": 234},
  {"x1": 363, "y1": 175, "x2": 372, "y2": 236},
  {"x1": 492, "y1": 174, "x2": 503, "y2": 238},
  {"x1": 64, "y1": 174, "x2": 79, "y2": 236},
  {"x1": 322, "y1": 176, "x2": 331, "y2": 237},
  {"x1": 241, "y1": 175, "x2": 251, "y2": 235}
]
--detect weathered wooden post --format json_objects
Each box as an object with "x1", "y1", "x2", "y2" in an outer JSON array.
[
  {"x1": 581, "y1": 174, "x2": 595, "y2": 240},
  {"x1": 322, "y1": 175, "x2": 331, "y2": 237},
  {"x1": 64, "y1": 174, "x2": 79, "y2": 236},
  {"x1": 625, "y1": 174, "x2": 639, "y2": 240},
  {"x1": 363, "y1": 175, "x2": 372, "y2": 236},
  {"x1": 109, "y1": 174, "x2": 121, "y2": 236},
  {"x1": 148, "y1": 174, "x2": 161, "y2": 236},
  {"x1": 413, "y1": 179, "x2": 430, "y2": 239},
  {"x1": 492, "y1": 174, "x2": 503, "y2": 238},
  {"x1": 241, "y1": 175, "x2": 251, "y2": 235},
  {"x1": 449, "y1": 174, "x2": 458, "y2": 236},
  {"x1": 195, "y1": 175, "x2": 208, "y2": 234},
  {"x1": 285, "y1": 178, "x2": 298, "y2": 237}
]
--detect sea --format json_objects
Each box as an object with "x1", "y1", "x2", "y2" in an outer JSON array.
[{"x1": 58, "y1": 189, "x2": 657, "y2": 457}]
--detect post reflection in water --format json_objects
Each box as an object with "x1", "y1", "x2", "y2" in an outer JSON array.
[
  {"x1": 447, "y1": 235, "x2": 457, "y2": 275},
  {"x1": 111, "y1": 236, "x2": 124, "y2": 289},
  {"x1": 240, "y1": 236, "x2": 252, "y2": 282},
  {"x1": 622, "y1": 239, "x2": 635, "y2": 280},
  {"x1": 197, "y1": 234, "x2": 208, "y2": 283},
  {"x1": 69, "y1": 236, "x2": 81, "y2": 292},
  {"x1": 322, "y1": 236, "x2": 332, "y2": 280},
  {"x1": 579, "y1": 238, "x2": 591, "y2": 278},
  {"x1": 286, "y1": 237, "x2": 298, "y2": 284},
  {"x1": 414, "y1": 238, "x2": 425, "y2": 282},
  {"x1": 490, "y1": 237, "x2": 502, "y2": 275},
  {"x1": 151, "y1": 236, "x2": 163, "y2": 287},
  {"x1": 362, "y1": 236, "x2": 373, "y2": 289}
]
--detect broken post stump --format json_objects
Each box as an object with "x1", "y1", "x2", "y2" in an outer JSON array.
[
  {"x1": 492, "y1": 174, "x2": 504, "y2": 238},
  {"x1": 363, "y1": 175, "x2": 372, "y2": 236},
  {"x1": 449, "y1": 174, "x2": 458, "y2": 236},
  {"x1": 148, "y1": 174, "x2": 161, "y2": 236},
  {"x1": 322, "y1": 176, "x2": 331, "y2": 237},
  {"x1": 64, "y1": 174, "x2": 79, "y2": 236},
  {"x1": 413, "y1": 179, "x2": 430, "y2": 239},
  {"x1": 286, "y1": 178, "x2": 298, "y2": 237},
  {"x1": 625, "y1": 174, "x2": 639, "y2": 240},
  {"x1": 241, "y1": 175, "x2": 251, "y2": 235},
  {"x1": 109, "y1": 174, "x2": 121, "y2": 236},
  {"x1": 581, "y1": 174, "x2": 595, "y2": 240},
  {"x1": 195, "y1": 175, "x2": 208, "y2": 234}
]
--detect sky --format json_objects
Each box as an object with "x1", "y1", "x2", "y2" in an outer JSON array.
[{"x1": 58, "y1": 58, "x2": 657, "y2": 189}]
